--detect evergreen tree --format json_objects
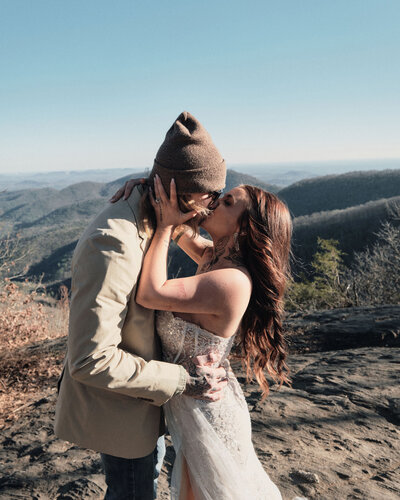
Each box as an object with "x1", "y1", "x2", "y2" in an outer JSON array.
[{"x1": 287, "y1": 238, "x2": 348, "y2": 310}]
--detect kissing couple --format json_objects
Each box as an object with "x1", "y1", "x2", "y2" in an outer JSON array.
[{"x1": 55, "y1": 111, "x2": 292, "y2": 499}]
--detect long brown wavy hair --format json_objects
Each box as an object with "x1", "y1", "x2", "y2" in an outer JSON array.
[{"x1": 237, "y1": 185, "x2": 292, "y2": 398}]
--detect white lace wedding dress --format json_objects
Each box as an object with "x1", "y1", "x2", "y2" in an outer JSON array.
[{"x1": 157, "y1": 310, "x2": 282, "y2": 500}]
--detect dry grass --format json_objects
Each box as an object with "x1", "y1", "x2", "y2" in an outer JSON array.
[{"x1": 0, "y1": 280, "x2": 69, "y2": 428}]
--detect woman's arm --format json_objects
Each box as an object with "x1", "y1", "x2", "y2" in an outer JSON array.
[
  {"x1": 138, "y1": 231, "x2": 245, "y2": 315},
  {"x1": 110, "y1": 176, "x2": 214, "y2": 264},
  {"x1": 136, "y1": 176, "x2": 250, "y2": 320},
  {"x1": 172, "y1": 226, "x2": 213, "y2": 264}
]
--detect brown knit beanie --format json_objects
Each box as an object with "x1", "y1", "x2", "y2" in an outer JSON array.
[{"x1": 150, "y1": 111, "x2": 226, "y2": 194}]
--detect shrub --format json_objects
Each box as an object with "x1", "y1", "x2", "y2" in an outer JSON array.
[
  {"x1": 349, "y1": 218, "x2": 400, "y2": 306},
  {"x1": 0, "y1": 280, "x2": 68, "y2": 428}
]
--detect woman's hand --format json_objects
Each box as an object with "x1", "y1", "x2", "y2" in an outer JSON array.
[
  {"x1": 109, "y1": 178, "x2": 147, "y2": 203},
  {"x1": 150, "y1": 174, "x2": 197, "y2": 230}
]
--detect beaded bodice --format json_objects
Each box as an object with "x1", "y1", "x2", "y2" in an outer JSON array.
[
  {"x1": 156, "y1": 310, "x2": 235, "y2": 374},
  {"x1": 156, "y1": 310, "x2": 250, "y2": 460}
]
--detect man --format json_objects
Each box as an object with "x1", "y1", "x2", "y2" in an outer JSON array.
[{"x1": 54, "y1": 111, "x2": 227, "y2": 499}]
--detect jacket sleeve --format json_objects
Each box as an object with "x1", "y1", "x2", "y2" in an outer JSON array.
[{"x1": 67, "y1": 216, "x2": 186, "y2": 407}]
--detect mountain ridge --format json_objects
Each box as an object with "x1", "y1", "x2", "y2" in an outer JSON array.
[
  {"x1": 279, "y1": 169, "x2": 400, "y2": 216},
  {"x1": 1, "y1": 168, "x2": 400, "y2": 287}
]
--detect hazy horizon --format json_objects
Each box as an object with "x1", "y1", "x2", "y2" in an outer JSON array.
[
  {"x1": 1, "y1": 158, "x2": 399, "y2": 192},
  {"x1": 1, "y1": 1, "x2": 399, "y2": 174},
  {"x1": 1, "y1": 157, "x2": 399, "y2": 177}
]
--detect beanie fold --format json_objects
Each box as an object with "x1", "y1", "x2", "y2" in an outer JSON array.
[
  {"x1": 150, "y1": 111, "x2": 226, "y2": 194},
  {"x1": 151, "y1": 159, "x2": 226, "y2": 194}
]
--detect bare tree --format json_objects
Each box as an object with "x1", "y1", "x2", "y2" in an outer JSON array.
[
  {"x1": 0, "y1": 231, "x2": 30, "y2": 282},
  {"x1": 349, "y1": 204, "x2": 400, "y2": 305}
]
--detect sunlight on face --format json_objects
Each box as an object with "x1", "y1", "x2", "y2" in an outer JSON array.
[
  {"x1": 187, "y1": 192, "x2": 215, "y2": 209},
  {"x1": 201, "y1": 187, "x2": 249, "y2": 237}
]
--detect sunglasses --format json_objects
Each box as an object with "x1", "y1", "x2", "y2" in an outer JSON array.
[{"x1": 208, "y1": 190, "x2": 223, "y2": 203}]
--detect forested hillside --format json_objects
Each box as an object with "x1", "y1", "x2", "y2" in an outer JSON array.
[
  {"x1": 292, "y1": 195, "x2": 400, "y2": 268},
  {"x1": 1, "y1": 168, "x2": 399, "y2": 292},
  {"x1": 0, "y1": 169, "x2": 272, "y2": 284},
  {"x1": 0, "y1": 182, "x2": 105, "y2": 224},
  {"x1": 279, "y1": 169, "x2": 400, "y2": 216}
]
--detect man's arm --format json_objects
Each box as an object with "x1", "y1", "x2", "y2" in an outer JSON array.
[{"x1": 67, "y1": 223, "x2": 186, "y2": 407}]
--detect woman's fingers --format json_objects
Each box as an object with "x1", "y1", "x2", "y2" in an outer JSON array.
[
  {"x1": 151, "y1": 174, "x2": 197, "y2": 226},
  {"x1": 154, "y1": 174, "x2": 161, "y2": 202},
  {"x1": 155, "y1": 174, "x2": 168, "y2": 202},
  {"x1": 180, "y1": 210, "x2": 198, "y2": 223},
  {"x1": 170, "y1": 178, "x2": 178, "y2": 206}
]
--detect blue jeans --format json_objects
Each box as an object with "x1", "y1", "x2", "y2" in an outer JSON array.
[{"x1": 101, "y1": 436, "x2": 166, "y2": 500}]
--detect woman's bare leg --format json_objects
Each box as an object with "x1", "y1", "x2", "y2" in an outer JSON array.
[{"x1": 179, "y1": 456, "x2": 195, "y2": 500}]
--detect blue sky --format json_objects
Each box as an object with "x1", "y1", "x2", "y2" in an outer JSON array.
[{"x1": 0, "y1": 0, "x2": 399, "y2": 173}]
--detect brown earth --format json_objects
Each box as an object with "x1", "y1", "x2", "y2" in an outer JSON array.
[{"x1": 0, "y1": 306, "x2": 399, "y2": 499}]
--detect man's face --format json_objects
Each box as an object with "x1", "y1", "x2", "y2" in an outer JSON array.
[
  {"x1": 181, "y1": 191, "x2": 222, "y2": 227},
  {"x1": 188, "y1": 191, "x2": 222, "y2": 210}
]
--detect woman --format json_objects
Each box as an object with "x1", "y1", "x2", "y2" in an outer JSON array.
[{"x1": 118, "y1": 174, "x2": 292, "y2": 499}]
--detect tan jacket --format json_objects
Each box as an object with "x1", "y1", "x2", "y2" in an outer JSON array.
[{"x1": 54, "y1": 186, "x2": 186, "y2": 459}]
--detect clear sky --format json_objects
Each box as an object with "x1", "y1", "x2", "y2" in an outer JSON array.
[{"x1": 0, "y1": 0, "x2": 399, "y2": 173}]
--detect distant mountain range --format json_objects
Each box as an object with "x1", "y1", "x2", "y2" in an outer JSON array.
[
  {"x1": 1, "y1": 167, "x2": 399, "y2": 288},
  {"x1": 0, "y1": 170, "x2": 278, "y2": 227},
  {"x1": 1, "y1": 158, "x2": 398, "y2": 191},
  {"x1": 242, "y1": 158, "x2": 400, "y2": 186},
  {"x1": 0, "y1": 168, "x2": 143, "y2": 191}
]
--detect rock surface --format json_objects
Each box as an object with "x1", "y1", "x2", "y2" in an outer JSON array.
[
  {"x1": 247, "y1": 347, "x2": 400, "y2": 500},
  {"x1": 284, "y1": 304, "x2": 400, "y2": 353},
  {"x1": 1, "y1": 306, "x2": 399, "y2": 499}
]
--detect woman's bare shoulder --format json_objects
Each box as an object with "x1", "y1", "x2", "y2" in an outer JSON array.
[{"x1": 202, "y1": 267, "x2": 252, "y2": 301}]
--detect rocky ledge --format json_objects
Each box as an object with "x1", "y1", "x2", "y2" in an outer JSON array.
[
  {"x1": 0, "y1": 306, "x2": 399, "y2": 499},
  {"x1": 285, "y1": 304, "x2": 400, "y2": 353}
]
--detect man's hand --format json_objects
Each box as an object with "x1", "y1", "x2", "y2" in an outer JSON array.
[
  {"x1": 183, "y1": 353, "x2": 230, "y2": 402},
  {"x1": 109, "y1": 178, "x2": 147, "y2": 203}
]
